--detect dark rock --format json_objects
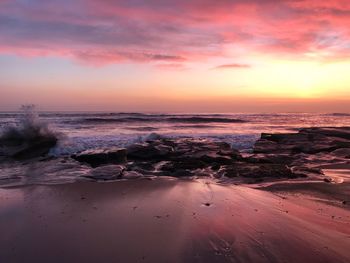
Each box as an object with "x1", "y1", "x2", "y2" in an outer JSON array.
[
  {"x1": 248, "y1": 127, "x2": 350, "y2": 181},
  {"x1": 80, "y1": 129, "x2": 349, "y2": 180},
  {"x1": 160, "y1": 159, "x2": 207, "y2": 171},
  {"x1": 217, "y1": 166, "x2": 239, "y2": 178},
  {"x1": 125, "y1": 138, "x2": 241, "y2": 178},
  {"x1": 200, "y1": 153, "x2": 233, "y2": 165},
  {"x1": 72, "y1": 148, "x2": 127, "y2": 167},
  {"x1": 169, "y1": 169, "x2": 195, "y2": 177},
  {"x1": 10, "y1": 137, "x2": 57, "y2": 160},
  {"x1": 244, "y1": 153, "x2": 294, "y2": 165},
  {"x1": 127, "y1": 143, "x2": 173, "y2": 160},
  {"x1": 211, "y1": 163, "x2": 221, "y2": 171},
  {"x1": 127, "y1": 161, "x2": 156, "y2": 171},
  {"x1": 331, "y1": 148, "x2": 350, "y2": 157},
  {"x1": 219, "y1": 163, "x2": 295, "y2": 179},
  {"x1": 157, "y1": 169, "x2": 194, "y2": 177},
  {"x1": 122, "y1": 171, "x2": 143, "y2": 179},
  {"x1": 253, "y1": 139, "x2": 280, "y2": 154},
  {"x1": 254, "y1": 128, "x2": 350, "y2": 154},
  {"x1": 0, "y1": 126, "x2": 58, "y2": 160},
  {"x1": 323, "y1": 178, "x2": 332, "y2": 183},
  {"x1": 0, "y1": 113, "x2": 59, "y2": 160},
  {"x1": 85, "y1": 165, "x2": 124, "y2": 180},
  {"x1": 290, "y1": 166, "x2": 323, "y2": 177},
  {"x1": 300, "y1": 127, "x2": 350, "y2": 140},
  {"x1": 144, "y1": 133, "x2": 163, "y2": 142},
  {"x1": 170, "y1": 139, "x2": 240, "y2": 162}
]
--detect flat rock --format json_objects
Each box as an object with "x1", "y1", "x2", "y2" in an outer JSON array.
[
  {"x1": 122, "y1": 171, "x2": 143, "y2": 179},
  {"x1": 254, "y1": 127, "x2": 350, "y2": 154},
  {"x1": 290, "y1": 166, "x2": 323, "y2": 177},
  {"x1": 86, "y1": 165, "x2": 124, "y2": 180},
  {"x1": 331, "y1": 148, "x2": 350, "y2": 158},
  {"x1": 160, "y1": 159, "x2": 207, "y2": 171},
  {"x1": 300, "y1": 127, "x2": 350, "y2": 140},
  {"x1": 217, "y1": 163, "x2": 295, "y2": 179},
  {"x1": 144, "y1": 132, "x2": 164, "y2": 142},
  {"x1": 127, "y1": 142, "x2": 174, "y2": 160}
]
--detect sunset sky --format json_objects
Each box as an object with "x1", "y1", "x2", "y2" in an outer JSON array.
[{"x1": 1, "y1": 0, "x2": 350, "y2": 112}]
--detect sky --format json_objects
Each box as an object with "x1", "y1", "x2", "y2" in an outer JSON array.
[{"x1": 1, "y1": 0, "x2": 350, "y2": 112}]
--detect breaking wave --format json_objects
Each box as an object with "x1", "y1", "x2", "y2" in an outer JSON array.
[{"x1": 0, "y1": 105, "x2": 60, "y2": 148}]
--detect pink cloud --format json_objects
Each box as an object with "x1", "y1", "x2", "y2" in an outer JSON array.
[
  {"x1": 214, "y1": 64, "x2": 251, "y2": 70},
  {"x1": 1, "y1": 0, "x2": 350, "y2": 65}
]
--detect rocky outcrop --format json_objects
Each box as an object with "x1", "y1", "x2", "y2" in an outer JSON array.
[
  {"x1": 126, "y1": 138, "x2": 241, "y2": 176},
  {"x1": 217, "y1": 163, "x2": 296, "y2": 179},
  {"x1": 85, "y1": 165, "x2": 124, "y2": 180},
  {"x1": 126, "y1": 138, "x2": 240, "y2": 162},
  {"x1": 122, "y1": 137, "x2": 317, "y2": 180},
  {"x1": 249, "y1": 127, "x2": 350, "y2": 179},
  {"x1": 71, "y1": 127, "x2": 350, "y2": 181},
  {"x1": 72, "y1": 148, "x2": 127, "y2": 168},
  {"x1": 127, "y1": 143, "x2": 173, "y2": 160},
  {"x1": 254, "y1": 127, "x2": 350, "y2": 154}
]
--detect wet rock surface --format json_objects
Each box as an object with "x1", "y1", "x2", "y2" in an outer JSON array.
[
  {"x1": 2, "y1": 127, "x2": 350, "y2": 186},
  {"x1": 86, "y1": 165, "x2": 124, "y2": 180},
  {"x1": 254, "y1": 127, "x2": 350, "y2": 154},
  {"x1": 0, "y1": 136, "x2": 58, "y2": 161},
  {"x1": 125, "y1": 138, "x2": 243, "y2": 178},
  {"x1": 248, "y1": 127, "x2": 350, "y2": 180},
  {"x1": 5, "y1": 137, "x2": 57, "y2": 160},
  {"x1": 67, "y1": 128, "x2": 350, "y2": 181},
  {"x1": 72, "y1": 148, "x2": 127, "y2": 167},
  {"x1": 217, "y1": 163, "x2": 296, "y2": 179}
]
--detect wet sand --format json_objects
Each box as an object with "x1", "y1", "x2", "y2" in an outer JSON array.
[{"x1": 1, "y1": 178, "x2": 350, "y2": 263}]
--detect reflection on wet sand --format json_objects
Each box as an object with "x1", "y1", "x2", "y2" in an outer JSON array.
[{"x1": 0, "y1": 178, "x2": 349, "y2": 263}]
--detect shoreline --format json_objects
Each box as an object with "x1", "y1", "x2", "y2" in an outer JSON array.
[{"x1": 1, "y1": 126, "x2": 350, "y2": 262}]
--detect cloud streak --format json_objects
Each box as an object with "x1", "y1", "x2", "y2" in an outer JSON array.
[{"x1": 214, "y1": 64, "x2": 251, "y2": 70}]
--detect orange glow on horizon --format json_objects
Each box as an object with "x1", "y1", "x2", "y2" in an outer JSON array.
[{"x1": 0, "y1": 1, "x2": 349, "y2": 112}]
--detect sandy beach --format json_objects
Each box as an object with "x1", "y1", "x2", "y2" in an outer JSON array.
[
  {"x1": 1, "y1": 118, "x2": 350, "y2": 262},
  {"x1": 2, "y1": 0, "x2": 350, "y2": 260},
  {"x1": 1, "y1": 176, "x2": 349, "y2": 263}
]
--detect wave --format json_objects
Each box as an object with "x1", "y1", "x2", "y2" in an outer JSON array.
[
  {"x1": 48, "y1": 132, "x2": 258, "y2": 157},
  {"x1": 82, "y1": 116, "x2": 247, "y2": 124},
  {"x1": 327, "y1": 113, "x2": 350, "y2": 117},
  {"x1": 83, "y1": 117, "x2": 151, "y2": 123},
  {"x1": 125, "y1": 127, "x2": 159, "y2": 131},
  {"x1": 167, "y1": 117, "x2": 246, "y2": 123},
  {"x1": 174, "y1": 125, "x2": 216, "y2": 129},
  {"x1": 40, "y1": 112, "x2": 150, "y2": 117},
  {"x1": 0, "y1": 105, "x2": 61, "y2": 158}
]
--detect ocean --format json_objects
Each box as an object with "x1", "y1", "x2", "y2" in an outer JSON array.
[{"x1": 1, "y1": 112, "x2": 350, "y2": 156}]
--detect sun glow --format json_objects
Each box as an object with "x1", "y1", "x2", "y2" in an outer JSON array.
[
  {"x1": 238, "y1": 59, "x2": 350, "y2": 99},
  {"x1": 259, "y1": 60, "x2": 321, "y2": 98}
]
